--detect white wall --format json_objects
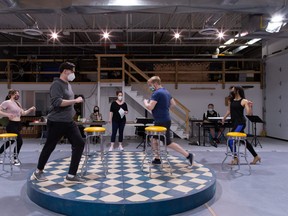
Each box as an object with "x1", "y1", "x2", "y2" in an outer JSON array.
[
  {"x1": 262, "y1": 38, "x2": 288, "y2": 140},
  {"x1": 265, "y1": 53, "x2": 288, "y2": 140},
  {"x1": 0, "y1": 82, "x2": 263, "y2": 137},
  {"x1": 262, "y1": 38, "x2": 288, "y2": 57}
]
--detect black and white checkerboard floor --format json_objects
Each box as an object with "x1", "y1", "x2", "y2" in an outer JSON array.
[{"x1": 27, "y1": 151, "x2": 216, "y2": 216}]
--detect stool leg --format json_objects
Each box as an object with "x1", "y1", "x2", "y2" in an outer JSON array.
[
  {"x1": 2, "y1": 140, "x2": 7, "y2": 171},
  {"x1": 236, "y1": 139, "x2": 240, "y2": 170},
  {"x1": 140, "y1": 135, "x2": 147, "y2": 172},
  {"x1": 243, "y1": 140, "x2": 251, "y2": 171},
  {"x1": 8, "y1": 140, "x2": 13, "y2": 173},
  {"x1": 100, "y1": 134, "x2": 107, "y2": 176},
  {"x1": 141, "y1": 135, "x2": 150, "y2": 174},
  {"x1": 221, "y1": 138, "x2": 230, "y2": 166},
  {"x1": 162, "y1": 135, "x2": 172, "y2": 175},
  {"x1": 81, "y1": 135, "x2": 89, "y2": 177}
]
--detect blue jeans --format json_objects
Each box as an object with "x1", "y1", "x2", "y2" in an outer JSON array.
[
  {"x1": 228, "y1": 124, "x2": 257, "y2": 157},
  {"x1": 228, "y1": 125, "x2": 244, "y2": 154}
]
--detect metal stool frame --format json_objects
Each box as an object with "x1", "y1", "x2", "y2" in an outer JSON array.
[
  {"x1": 141, "y1": 126, "x2": 172, "y2": 177},
  {"x1": 0, "y1": 133, "x2": 18, "y2": 173},
  {"x1": 222, "y1": 132, "x2": 251, "y2": 172},
  {"x1": 81, "y1": 127, "x2": 107, "y2": 177}
]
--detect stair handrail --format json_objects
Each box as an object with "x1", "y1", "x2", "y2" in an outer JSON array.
[{"x1": 123, "y1": 57, "x2": 190, "y2": 136}]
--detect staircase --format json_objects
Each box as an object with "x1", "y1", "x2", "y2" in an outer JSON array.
[
  {"x1": 95, "y1": 54, "x2": 190, "y2": 139},
  {"x1": 124, "y1": 85, "x2": 188, "y2": 139}
]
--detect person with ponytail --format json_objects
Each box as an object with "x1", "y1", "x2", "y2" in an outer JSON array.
[
  {"x1": 0, "y1": 89, "x2": 36, "y2": 165},
  {"x1": 222, "y1": 86, "x2": 261, "y2": 165}
]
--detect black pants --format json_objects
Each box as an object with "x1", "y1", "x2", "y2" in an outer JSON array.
[
  {"x1": 0, "y1": 121, "x2": 22, "y2": 159},
  {"x1": 154, "y1": 121, "x2": 172, "y2": 145},
  {"x1": 37, "y1": 120, "x2": 85, "y2": 175},
  {"x1": 111, "y1": 121, "x2": 125, "y2": 142}
]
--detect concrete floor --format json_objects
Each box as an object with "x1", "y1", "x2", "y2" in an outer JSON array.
[{"x1": 0, "y1": 136, "x2": 288, "y2": 216}]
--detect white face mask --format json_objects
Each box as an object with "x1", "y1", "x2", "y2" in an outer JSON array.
[
  {"x1": 67, "y1": 73, "x2": 75, "y2": 81},
  {"x1": 208, "y1": 108, "x2": 213, "y2": 112},
  {"x1": 118, "y1": 96, "x2": 123, "y2": 101}
]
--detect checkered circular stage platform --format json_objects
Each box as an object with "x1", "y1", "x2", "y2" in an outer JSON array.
[{"x1": 27, "y1": 151, "x2": 216, "y2": 216}]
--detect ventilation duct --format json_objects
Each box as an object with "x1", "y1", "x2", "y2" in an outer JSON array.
[
  {"x1": 199, "y1": 14, "x2": 223, "y2": 35},
  {"x1": 0, "y1": 0, "x2": 42, "y2": 36}
]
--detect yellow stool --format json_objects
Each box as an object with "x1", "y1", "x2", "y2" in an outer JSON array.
[
  {"x1": 81, "y1": 127, "x2": 107, "y2": 177},
  {"x1": 0, "y1": 133, "x2": 18, "y2": 173},
  {"x1": 222, "y1": 132, "x2": 251, "y2": 171},
  {"x1": 141, "y1": 126, "x2": 172, "y2": 177}
]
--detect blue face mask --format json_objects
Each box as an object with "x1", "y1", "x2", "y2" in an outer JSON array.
[{"x1": 149, "y1": 85, "x2": 155, "y2": 92}]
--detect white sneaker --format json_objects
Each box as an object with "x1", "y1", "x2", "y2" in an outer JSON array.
[
  {"x1": 108, "y1": 146, "x2": 114, "y2": 151},
  {"x1": 13, "y1": 159, "x2": 21, "y2": 166},
  {"x1": 118, "y1": 145, "x2": 124, "y2": 151},
  {"x1": 0, "y1": 160, "x2": 3, "y2": 164}
]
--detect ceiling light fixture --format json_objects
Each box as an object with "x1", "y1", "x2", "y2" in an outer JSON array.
[
  {"x1": 266, "y1": 14, "x2": 285, "y2": 33},
  {"x1": 103, "y1": 32, "x2": 109, "y2": 39},
  {"x1": 219, "y1": 32, "x2": 248, "y2": 48},
  {"x1": 174, "y1": 32, "x2": 180, "y2": 39},
  {"x1": 217, "y1": 31, "x2": 225, "y2": 39},
  {"x1": 233, "y1": 38, "x2": 261, "y2": 53},
  {"x1": 47, "y1": 30, "x2": 61, "y2": 43},
  {"x1": 100, "y1": 30, "x2": 111, "y2": 42},
  {"x1": 109, "y1": 0, "x2": 140, "y2": 6},
  {"x1": 51, "y1": 32, "x2": 58, "y2": 39}
]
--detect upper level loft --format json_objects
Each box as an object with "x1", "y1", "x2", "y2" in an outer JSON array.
[{"x1": 0, "y1": 55, "x2": 263, "y2": 88}]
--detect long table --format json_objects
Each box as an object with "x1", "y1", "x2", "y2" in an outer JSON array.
[
  {"x1": 29, "y1": 121, "x2": 153, "y2": 144},
  {"x1": 29, "y1": 121, "x2": 106, "y2": 127},
  {"x1": 189, "y1": 119, "x2": 232, "y2": 146},
  {"x1": 29, "y1": 121, "x2": 107, "y2": 143}
]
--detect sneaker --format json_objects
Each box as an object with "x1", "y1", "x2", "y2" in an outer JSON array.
[
  {"x1": 152, "y1": 158, "x2": 161, "y2": 165},
  {"x1": 118, "y1": 145, "x2": 124, "y2": 151},
  {"x1": 108, "y1": 146, "x2": 114, "y2": 152},
  {"x1": 13, "y1": 159, "x2": 21, "y2": 166},
  {"x1": 0, "y1": 160, "x2": 3, "y2": 164},
  {"x1": 211, "y1": 140, "x2": 218, "y2": 148},
  {"x1": 30, "y1": 170, "x2": 48, "y2": 182},
  {"x1": 187, "y1": 153, "x2": 194, "y2": 166},
  {"x1": 64, "y1": 175, "x2": 86, "y2": 184}
]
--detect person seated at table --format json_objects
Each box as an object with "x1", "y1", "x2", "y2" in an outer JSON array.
[
  {"x1": 90, "y1": 105, "x2": 102, "y2": 121},
  {"x1": 203, "y1": 103, "x2": 224, "y2": 147}
]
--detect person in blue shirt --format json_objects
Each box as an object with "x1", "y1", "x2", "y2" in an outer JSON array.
[{"x1": 143, "y1": 76, "x2": 193, "y2": 166}]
